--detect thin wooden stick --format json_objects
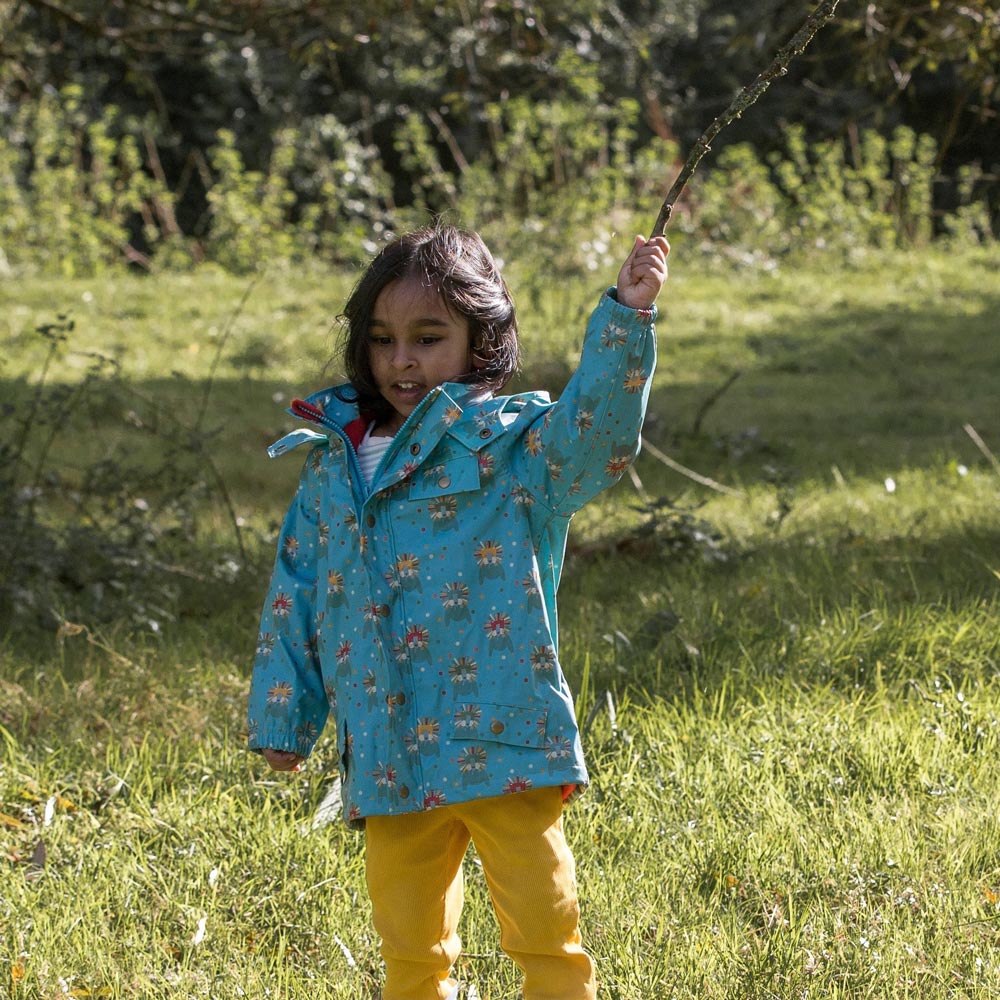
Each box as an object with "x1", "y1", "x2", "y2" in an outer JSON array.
[{"x1": 650, "y1": 0, "x2": 842, "y2": 237}]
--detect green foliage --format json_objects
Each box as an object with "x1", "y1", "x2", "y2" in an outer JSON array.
[
  {"x1": 3, "y1": 0, "x2": 997, "y2": 276},
  {"x1": 691, "y1": 144, "x2": 788, "y2": 262},
  {"x1": 2, "y1": 82, "x2": 992, "y2": 280},
  {"x1": 204, "y1": 128, "x2": 300, "y2": 273},
  {"x1": 838, "y1": 0, "x2": 1000, "y2": 162},
  {"x1": 290, "y1": 115, "x2": 395, "y2": 263},
  {"x1": 454, "y1": 95, "x2": 678, "y2": 297},
  {"x1": 942, "y1": 162, "x2": 997, "y2": 245},
  {"x1": 182, "y1": 117, "x2": 398, "y2": 272},
  {"x1": 687, "y1": 124, "x2": 958, "y2": 263},
  {"x1": 394, "y1": 112, "x2": 457, "y2": 220}
]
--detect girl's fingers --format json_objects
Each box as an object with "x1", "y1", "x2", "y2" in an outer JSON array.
[
  {"x1": 263, "y1": 749, "x2": 304, "y2": 771},
  {"x1": 616, "y1": 235, "x2": 669, "y2": 308}
]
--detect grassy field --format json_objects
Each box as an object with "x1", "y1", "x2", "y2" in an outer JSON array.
[{"x1": 2, "y1": 244, "x2": 1000, "y2": 998}]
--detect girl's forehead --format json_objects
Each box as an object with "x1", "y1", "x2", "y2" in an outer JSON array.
[{"x1": 373, "y1": 277, "x2": 452, "y2": 318}]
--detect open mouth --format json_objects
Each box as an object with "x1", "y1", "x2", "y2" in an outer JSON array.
[{"x1": 389, "y1": 381, "x2": 427, "y2": 406}]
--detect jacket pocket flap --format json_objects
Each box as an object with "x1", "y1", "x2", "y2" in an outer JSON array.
[
  {"x1": 409, "y1": 455, "x2": 481, "y2": 500},
  {"x1": 450, "y1": 702, "x2": 547, "y2": 748}
]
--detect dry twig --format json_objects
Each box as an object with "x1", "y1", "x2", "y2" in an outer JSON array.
[{"x1": 964, "y1": 423, "x2": 1000, "y2": 477}]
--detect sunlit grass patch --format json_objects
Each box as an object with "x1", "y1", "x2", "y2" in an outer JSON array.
[{"x1": 3, "y1": 247, "x2": 1000, "y2": 998}]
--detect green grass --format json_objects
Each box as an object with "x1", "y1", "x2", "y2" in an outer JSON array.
[{"x1": 2, "y1": 245, "x2": 1000, "y2": 998}]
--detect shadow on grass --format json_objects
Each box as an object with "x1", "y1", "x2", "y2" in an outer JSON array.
[
  {"x1": 562, "y1": 514, "x2": 1000, "y2": 703},
  {"x1": 643, "y1": 289, "x2": 1000, "y2": 485},
  {"x1": 5, "y1": 296, "x2": 999, "y2": 510},
  {"x1": 4, "y1": 267, "x2": 999, "y2": 494},
  {"x1": 4, "y1": 282, "x2": 999, "y2": 660}
]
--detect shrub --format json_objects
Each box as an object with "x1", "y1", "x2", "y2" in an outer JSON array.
[
  {"x1": 0, "y1": 319, "x2": 250, "y2": 635},
  {"x1": 684, "y1": 124, "x2": 964, "y2": 262},
  {"x1": 0, "y1": 86, "x2": 184, "y2": 276},
  {"x1": 203, "y1": 128, "x2": 300, "y2": 272},
  {"x1": 0, "y1": 85, "x2": 993, "y2": 278}
]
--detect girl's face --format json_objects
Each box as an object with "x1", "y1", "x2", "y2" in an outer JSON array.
[{"x1": 368, "y1": 277, "x2": 476, "y2": 434}]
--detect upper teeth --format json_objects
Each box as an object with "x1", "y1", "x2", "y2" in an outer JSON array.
[{"x1": 398, "y1": 382, "x2": 418, "y2": 389}]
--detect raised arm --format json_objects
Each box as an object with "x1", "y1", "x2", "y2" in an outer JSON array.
[{"x1": 510, "y1": 236, "x2": 670, "y2": 516}]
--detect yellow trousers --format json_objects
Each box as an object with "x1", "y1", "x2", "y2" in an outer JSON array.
[{"x1": 365, "y1": 786, "x2": 596, "y2": 1000}]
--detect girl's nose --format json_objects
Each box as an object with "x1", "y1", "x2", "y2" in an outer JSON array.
[{"x1": 392, "y1": 347, "x2": 416, "y2": 370}]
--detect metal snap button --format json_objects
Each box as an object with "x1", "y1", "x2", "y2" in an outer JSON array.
[
  {"x1": 366, "y1": 513, "x2": 376, "y2": 528},
  {"x1": 490, "y1": 720, "x2": 505, "y2": 735},
  {"x1": 410, "y1": 442, "x2": 421, "y2": 455},
  {"x1": 479, "y1": 427, "x2": 492, "y2": 439},
  {"x1": 379, "y1": 604, "x2": 390, "y2": 617},
  {"x1": 437, "y1": 475, "x2": 451, "y2": 489}
]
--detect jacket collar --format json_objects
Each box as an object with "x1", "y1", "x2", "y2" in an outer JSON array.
[
  {"x1": 291, "y1": 382, "x2": 495, "y2": 442},
  {"x1": 282, "y1": 383, "x2": 501, "y2": 481}
]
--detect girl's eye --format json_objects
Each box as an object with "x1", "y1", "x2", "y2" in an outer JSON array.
[
  {"x1": 369, "y1": 335, "x2": 392, "y2": 347},
  {"x1": 418, "y1": 336, "x2": 442, "y2": 346}
]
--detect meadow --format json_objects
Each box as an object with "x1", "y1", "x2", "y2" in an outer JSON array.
[{"x1": 2, "y1": 243, "x2": 999, "y2": 999}]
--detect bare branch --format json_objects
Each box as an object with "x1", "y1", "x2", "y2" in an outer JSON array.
[
  {"x1": 650, "y1": 0, "x2": 842, "y2": 238},
  {"x1": 692, "y1": 370, "x2": 741, "y2": 436},
  {"x1": 427, "y1": 109, "x2": 471, "y2": 174},
  {"x1": 641, "y1": 438, "x2": 743, "y2": 497},
  {"x1": 23, "y1": 0, "x2": 108, "y2": 34}
]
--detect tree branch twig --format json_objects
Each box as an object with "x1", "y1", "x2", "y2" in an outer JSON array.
[{"x1": 650, "y1": 0, "x2": 842, "y2": 237}]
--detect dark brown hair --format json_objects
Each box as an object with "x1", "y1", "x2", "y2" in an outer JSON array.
[{"x1": 336, "y1": 223, "x2": 520, "y2": 424}]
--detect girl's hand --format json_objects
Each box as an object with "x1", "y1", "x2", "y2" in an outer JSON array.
[
  {"x1": 615, "y1": 235, "x2": 670, "y2": 311},
  {"x1": 262, "y1": 748, "x2": 305, "y2": 772}
]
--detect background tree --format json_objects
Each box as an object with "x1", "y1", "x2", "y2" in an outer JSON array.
[{"x1": 0, "y1": 0, "x2": 995, "y2": 268}]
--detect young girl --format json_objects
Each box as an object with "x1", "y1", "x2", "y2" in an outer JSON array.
[{"x1": 247, "y1": 223, "x2": 669, "y2": 1000}]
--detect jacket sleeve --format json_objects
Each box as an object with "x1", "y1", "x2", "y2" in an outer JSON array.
[
  {"x1": 246, "y1": 446, "x2": 330, "y2": 757},
  {"x1": 511, "y1": 288, "x2": 658, "y2": 516}
]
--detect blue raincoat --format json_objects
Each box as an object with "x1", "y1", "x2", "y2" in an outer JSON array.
[{"x1": 246, "y1": 289, "x2": 657, "y2": 825}]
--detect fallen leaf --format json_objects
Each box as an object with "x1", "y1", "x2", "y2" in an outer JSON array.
[
  {"x1": 25, "y1": 839, "x2": 47, "y2": 882},
  {"x1": 30, "y1": 839, "x2": 46, "y2": 868}
]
